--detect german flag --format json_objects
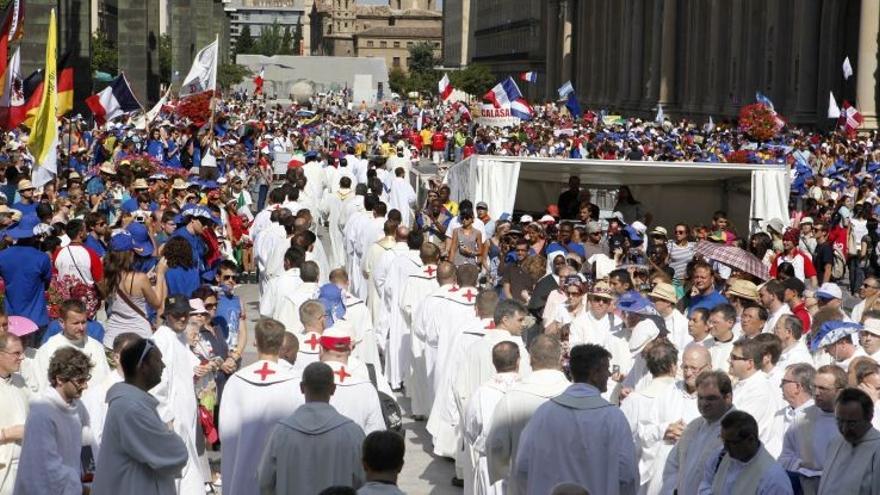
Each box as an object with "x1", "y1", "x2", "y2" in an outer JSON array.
[{"x1": 9, "y1": 51, "x2": 72, "y2": 128}]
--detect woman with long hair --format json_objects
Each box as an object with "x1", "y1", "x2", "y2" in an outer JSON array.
[
  {"x1": 613, "y1": 186, "x2": 651, "y2": 225},
  {"x1": 164, "y1": 236, "x2": 200, "y2": 298},
  {"x1": 100, "y1": 233, "x2": 167, "y2": 347}
]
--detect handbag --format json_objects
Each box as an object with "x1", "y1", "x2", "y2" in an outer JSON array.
[
  {"x1": 116, "y1": 287, "x2": 156, "y2": 330},
  {"x1": 366, "y1": 363, "x2": 403, "y2": 433}
]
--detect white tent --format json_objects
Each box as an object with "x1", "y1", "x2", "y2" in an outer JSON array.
[{"x1": 444, "y1": 156, "x2": 790, "y2": 232}]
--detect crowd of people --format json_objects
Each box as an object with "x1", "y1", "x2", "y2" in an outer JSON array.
[{"x1": 3, "y1": 90, "x2": 880, "y2": 495}]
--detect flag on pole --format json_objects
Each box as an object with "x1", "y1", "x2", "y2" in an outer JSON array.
[
  {"x1": 85, "y1": 73, "x2": 142, "y2": 124},
  {"x1": 28, "y1": 8, "x2": 57, "y2": 188},
  {"x1": 703, "y1": 116, "x2": 715, "y2": 133},
  {"x1": 655, "y1": 103, "x2": 664, "y2": 124},
  {"x1": 180, "y1": 39, "x2": 218, "y2": 98},
  {"x1": 253, "y1": 66, "x2": 264, "y2": 95},
  {"x1": 565, "y1": 92, "x2": 582, "y2": 119},
  {"x1": 0, "y1": 45, "x2": 20, "y2": 129},
  {"x1": 510, "y1": 98, "x2": 533, "y2": 121},
  {"x1": 840, "y1": 101, "x2": 863, "y2": 134},
  {"x1": 133, "y1": 88, "x2": 170, "y2": 129},
  {"x1": 438, "y1": 73, "x2": 452, "y2": 101},
  {"x1": 482, "y1": 77, "x2": 523, "y2": 108},
  {"x1": 519, "y1": 71, "x2": 537, "y2": 83},
  {"x1": 843, "y1": 57, "x2": 853, "y2": 80},
  {"x1": 755, "y1": 92, "x2": 775, "y2": 112},
  {"x1": 453, "y1": 101, "x2": 471, "y2": 122},
  {"x1": 558, "y1": 80, "x2": 574, "y2": 99},
  {"x1": 828, "y1": 91, "x2": 841, "y2": 119},
  {"x1": 55, "y1": 52, "x2": 73, "y2": 117},
  {"x1": 0, "y1": 0, "x2": 26, "y2": 96}
]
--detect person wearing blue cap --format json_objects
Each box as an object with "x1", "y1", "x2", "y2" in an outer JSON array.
[
  {"x1": 812, "y1": 321, "x2": 866, "y2": 372},
  {"x1": 171, "y1": 205, "x2": 214, "y2": 279},
  {"x1": 0, "y1": 215, "x2": 52, "y2": 330}
]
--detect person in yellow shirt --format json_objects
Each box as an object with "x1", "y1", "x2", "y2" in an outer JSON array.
[
  {"x1": 420, "y1": 127, "x2": 433, "y2": 159},
  {"x1": 439, "y1": 184, "x2": 458, "y2": 216}
]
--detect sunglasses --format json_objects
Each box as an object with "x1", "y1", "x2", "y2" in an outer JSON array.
[
  {"x1": 221, "y1": 274, "x2": 237, "y2": 281},
  {"x1": 566, "y1": 291, "x2": 582, "y2": 297},
  {"x1": 204, "y1": 303, "x2": 217, "y2": 310},
  {"x1": 137, "y1": 339, "x2": 156, "y2": 368}
]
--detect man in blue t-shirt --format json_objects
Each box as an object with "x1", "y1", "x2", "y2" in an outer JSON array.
[
  {"x1": 546, "y1": 221, "x2": 586, "y2": 259},
  {"x1": 215, "y1": 260, "x2": 247, "y2": 358},
  {"x1": 0, "y1": 216, "x2": 52, "y2": 328},
  {"x1": 687, "y1": 261, "x2": 729, "y2": 316},
  {"x1": 172, "y1": 206, "x2": 215, "y2": 279},
  {"x1": 10, "y1": 180, "x2": 37, "y2": 217}
]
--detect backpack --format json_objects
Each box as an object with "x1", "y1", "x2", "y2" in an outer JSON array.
[
  {"x1": 366, "y1": 363, "x2": 403, "y2": 433},
  {"x1": 831, "y1": 247, "x2": 846, "y2": 281}
]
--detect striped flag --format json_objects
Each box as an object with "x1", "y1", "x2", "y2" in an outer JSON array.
[
  {"x1": 438, "y1": 73, "x2": 452, "y2": 101},
  {"x1": 519, "y1": 71, "x2": 537, "y2": 83},
  {"x1": 558, "y1": 80, "x2": 574, "y2": 99},
  {"x1": 510, "y1": 98, "x2": 533, "y2": 121},
  {"x1": 253, "y1": 66, "x2": 264, "y2": 95},
  {"x1": 840, "y1": 101, "x2": 863, "y2": 135},
  {"x1": 85, "y1": 73, "x2": 142, "y2": 124}
]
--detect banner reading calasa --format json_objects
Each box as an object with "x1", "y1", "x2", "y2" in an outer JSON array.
[{"x1": 476, "y1": 103, "x2": 520, "y2": 128}]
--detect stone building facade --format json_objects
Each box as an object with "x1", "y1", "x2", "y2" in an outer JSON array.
[
  {"x1": 310, "y1": 0, "x2": 441, "y2": 71},
  {"x1": 441, "y1": 0, "x2": 473, "y2": 68},
  {"x1": 460, "y1": 0, "x2": 880, "y2": 128}
]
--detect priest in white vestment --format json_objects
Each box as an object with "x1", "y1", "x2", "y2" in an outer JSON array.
[
  {"x1": 291, "y1": 300, "x2": 327, "y2": 375},
  {"x1": 387, "y1": 168, "x2": 417, "y2": 227},
  {"x1": 258, "y1": 362, "x2": 366, "y2": 494},
  {"x1": 14, "y1": 347, "x2": 91, "y2": 495},
  {"x1": 260, "y1": 253, "x2": 303, "y2": 318},
  {"x1": 697, "y1": 410, "x2": 793, "y2": 494},
  {"x1": 273, "y1": 261, "x2": 320, "y2": 333},
  {"x1": 319, "y1": 179, "x2": 356, "y2": 270},
  {"x1": 220, "y1": 319, "x2": 305, "y2": 495},
  {"x1": 620, "y1": 339, "x2": 679, "y2": 495},
  {"x1": 463, "y1": 341, "x2": 520, "y2": 495},
  {"x1": 0, "y1": 334, "x2": 31, "y2": 495},
  {"x1": 362, "y1": 220, "x2": 398, "y2": 327},
  {"x1": 321, "y1": 323, "x2": 385, "y2": 434},
  {"x1": 371, "y1": 227, "x2": 409, "y2": 346},
  {"x1": 150, "y1": 296, "x2": 205, "y2": 495},
  {"x1": 34, "y1": 302, "x2": 111, "y2": 392},
  {"x1": 818, "y1": 388, "x2": 880, "y2": 495},
  {"x1": 335, "y1": 271, "x2": 381, "y2": 369},
  {"x1": 430, "y1": 299, "x2": 531, "y2": 460},
  {"x1": 402, "y1": 255, "x2": 442, "y2": 417},
  {"x1": 486, "y1": 335, "x2": 568, "y2": 493},
  {"x1": 92, "y1": 338, "x2": 189, "y2": 495},
  {"x1": 729, "y1": 338, "x2": 779, "y2": 447},
  {"x1": 773, "y1": 314, "x2": 815, "y2": 371},
  {"x1": 706, "y1": 304, "x2": 738, "y2": 373},
  {"x1": 512, "y1": 343, "x2": 638, "y2": 495},
  {"x1": 780, "y1": 365, "x2": 845, "y2": 494},
  {"x1": 662, "y1": 370, "x2": 735, "y2": 495},
  {"x1": 255, "y1": 212, "x2": 288, "y2": 295}
]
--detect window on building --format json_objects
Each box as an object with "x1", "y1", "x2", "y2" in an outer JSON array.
[
  {"x1": 393, "y1": 57, "x2": 401, "y2": 67},
  {"x1": 344, "y1": 22, "x2": 348, "y2": 28},
  {"x1": 367, "y1": 40, "x2": 374, "y2": 47},
  {"x1": 380, "y1": 40, "x2": 387, "y2": 48},
  {"x1": 389, "y1": 18, "x2": 396, "y2": 26},
  {"x1": 434, "y1": 42, "x2": 440, "y2": 48},
  {"x1": 406, "y1": 41, "x2": 413, "y2": 48},
  {"x1": 393, "y1": 41, "x2": 400, "y2": 48},
  {"x1": 406, "y1": 57, "x2": 411, "y2": 67}
]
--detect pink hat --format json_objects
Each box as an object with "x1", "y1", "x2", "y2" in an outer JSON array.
[
  {"x1": 189, "y1": 298, "x2": 209, "y2": 315},
  {"x1": 8, "y1": 315, "x2": 38, "y2": 337}
]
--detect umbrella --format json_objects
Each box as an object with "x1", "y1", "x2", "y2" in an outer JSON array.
[{"x1": 694, "y1": 240, "x2": 769, "y2": 281}]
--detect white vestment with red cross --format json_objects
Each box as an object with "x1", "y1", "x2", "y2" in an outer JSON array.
[
  {"x1": 324, "y1": 359, "x2": 386, "y2": 434},
  {"x1": 343, "y1": 292, "x2": 380, "y2": 370},
  {"x1": 401, "y1": 270, "x2": 440, "y2": 417},
  {"x1": 377, "y1": 248, "x2": 424, "y2": 388},
  {"x1": 292, "y1": 331, "x2": 322, "y2": 376},
  {"x1": 426, "y1": 285, "x2": 479, "y2": 398},
  {"x1": 219, "y1": 360, "x2": 303, "y2": 495}
]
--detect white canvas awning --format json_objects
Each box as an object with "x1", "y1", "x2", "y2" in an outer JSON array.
[{"x1": 444, "y1": 156, "x2": 790, "y2": 233}]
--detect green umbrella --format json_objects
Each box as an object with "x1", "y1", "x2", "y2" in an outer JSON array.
[{"x1": 93, "y1": 71, "x2": 113, "y2": 82}]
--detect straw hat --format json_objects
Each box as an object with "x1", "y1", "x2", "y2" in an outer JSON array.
[
  {"x1": 99, "y1": 162, "x2": 117, "y2": 175},
  {"x1": 171, "y1": 178, "x2": 189, "y2": 190},
  {"x1": 16, "y1": 179, "x2": 34, "y2": 191},
  {"x1": 648, "y1": 282, "x2": 678, "y2": 304},
  {"x1": 727, "y1": 278, "x2": 759, "y2": 302},
  {"x1": 588, "y1": 280, "x2": 614, "y2": 300},
  {"x1": 132, "y1": 178, "x2": 149, "y2": 190}
]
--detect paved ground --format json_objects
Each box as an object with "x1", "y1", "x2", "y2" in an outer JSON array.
[{"x1": 234, "y1": 282, "x2": 461, "y2": 494}]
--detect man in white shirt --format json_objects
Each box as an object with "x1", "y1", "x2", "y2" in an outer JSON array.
[
  {"x1": 662, "y1": 370, "x2": 734, "y2": 495},
  {"x1": 258, "y1": 362, "x2": 366, "y2": 494},
  {"x1": 52, "y1": 219, "x2": 104, "y2": 286},
  {"x1": 699, "y1": 410, "x2": 793, "y2": 494},
  {"x1": 14, "y1": 347, "x2": 91, "y2": 495},
  {"x1": 761, "y1": 279, "x2": 793, "y2": 334},
  {"x1": 707, "y1": 304, "x2": 737, "y2": 373},
  {"x1": 648, "y1": 282, "x2": 689, "y2": 352},
  {"x1": 260, "y1": 246, "x2": 304, "y2": 318},
  {"x1": 818, "y1": 387, "x2": 880, "y2": 494},
  {"x1": 774, "y1": 314, "x2": 814, "y2": 370},
  {"x1": 779, "y1": 364, "x2": 841, "y2": 494},
  {"x1": 486, "y1": 335, "x2": 568, "y2": 493},
  {"x1": 812, "y1": 320, "x2": 866, "y2": 372},
  {"x1": 220, "y1": 318, "x2": 305, "y2": 495},
  {"x1": 512, "y1": 343, "x2": 638, "y2": 495},
  {"x1": 860, "y1": 315, "x2": 880, "y2": 361},
  {"x1": 35, "y1": 299, "x2": 111, "y2": 392}
]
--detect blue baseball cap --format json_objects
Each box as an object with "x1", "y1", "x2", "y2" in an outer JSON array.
[
  {"x1": 126, "y1": 222, "x2": 154, "y2": 256},
  {"x1": 109, "y1": 232, "x2": 135, "y2": 252},
  {"x1": 7, "y1": 215, "x2": 40, "y2": 239}
]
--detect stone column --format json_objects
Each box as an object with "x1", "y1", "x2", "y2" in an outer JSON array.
[
  {"x1": 658, "y1": 0, "x2": 676, "y2": 105},
  {"x1": 857, "y1": 0, "x2": 879, "y2": 129},
  {"x1": 170, "y1": 0, "x2": 194, "y2": 88},
  {"x1": 118, "y1": 0, "x2": 161, "y2": 104},
  {"x1": 58, "y1": 0, "x2": 92, "y2": 116},
  {"x1": 560, "y1": 0, "x2": 573, "y2": 87},
  {"x1": 545, "y1": 0, "x2": 558, "y2": 98}
]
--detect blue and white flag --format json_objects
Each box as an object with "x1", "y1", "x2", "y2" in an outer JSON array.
[
  {"x1": 565, "y1": 92, "x2": 582, "y2": 119},
  {"x1": 655, "y1": 103, "x2": 664, "y2": 124},
  {"x1": 558, "y1": 80, "x2": 574, "y2": 99},
  {"x1": 755, "y1": 92, "x2": 775, "y2": 112},
  {"x1": 510, "y1": 98, "x2": 533, "y2": 121}
]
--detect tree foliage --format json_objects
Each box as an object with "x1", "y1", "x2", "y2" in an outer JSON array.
[
  {"x1": 91, "y1": 31, "x2": 117, "y2": 76},
  {"x1": 408, "y1": 42, "x2": 438, "y2": 73},
  {"x1": 388, "y1": 67, "x2": 407, "y2": 95},
  {"x1": 217, "y1": 63, "x2": 252, "y2": 90},
  {"x1": 236, "y1": 24, "x2": 255, "y2": 55},
  {"x1": 280, "y1": 26, "x2": 293, "y2": 55},
  {"x1": 294, "y1": 19, "x2": 303, "y2": 55},
  {"x1": 449, "y1": 64, "x2": 495, "y2": 97}
]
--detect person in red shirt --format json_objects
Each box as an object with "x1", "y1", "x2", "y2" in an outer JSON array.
[
  {"x1": 431, "y1": 128, "x2": 447, "y2": 165},
  {"x1": 782, "y1": 277, "x2": 811, "y2": 332},
  {"x1": 770, "y1": 228, "x2": 818, "y2": 287},
  {"x1": 462, "y1": 137, "x2": 476, "y2": 159}
]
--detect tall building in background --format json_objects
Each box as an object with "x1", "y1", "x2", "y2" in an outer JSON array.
[
  {"x1": 226, "y1": 0, "x2": 310, "y2": 55},
  {"x1": 442, "y1": 0, "x2": 473, "y2": 68}
]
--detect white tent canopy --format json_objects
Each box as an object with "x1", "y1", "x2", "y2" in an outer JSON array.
[{"x1": 444, "y1": 156, "x2": 790, "y2": 233}]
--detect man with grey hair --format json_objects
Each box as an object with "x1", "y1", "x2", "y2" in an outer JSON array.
[
  {"x1": 766, "y1": 360, "x2": 815, "y2": 459},
  {"x1": 779, "y1": 365, "x2": 844, "y2": 494},
  {"x1": 773, "y1": 314, "x2": 813, "y2": 370},
  {"x1": 258, "y1": 362, "x2": 365, "y2": 494},
  {"x1": 487, "y1": 334, "x2": 568, "y2": 492},
  {"x1": 0, "y1": 332, "x2": 29, "y2": 493},
  {"x1": 463, "y1": 341, "x2": 521, "y2": 495},
  {"x1": 662, "y1": 370, "x2": 735, "y2": 495}
]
